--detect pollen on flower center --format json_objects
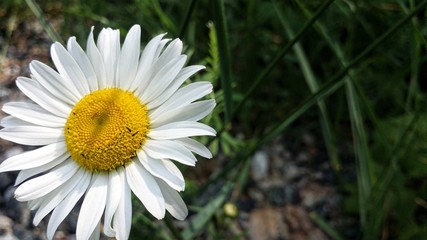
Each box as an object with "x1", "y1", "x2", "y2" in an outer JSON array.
[{"x1": 65, "y1": 88, "x2": 149, "y2": 172}]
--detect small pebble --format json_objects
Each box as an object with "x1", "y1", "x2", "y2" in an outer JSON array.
[{"x1": 251, "y1": 151, "x2": 269, "y2": 180}]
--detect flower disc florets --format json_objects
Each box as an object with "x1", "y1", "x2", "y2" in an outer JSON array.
[{"x1": 65, "y1": 88, "x2": 149, "y2": 172}]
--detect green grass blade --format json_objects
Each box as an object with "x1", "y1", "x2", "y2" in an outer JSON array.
[
  {"x1": 258, "y1": 78, "x2": 345, "y2": 148},
  {"x1": 345, "y1": 79, "x2": 372, "y2": 234},
  {"x1": 233, "y1": 0, "x2": 336, "y2": 115},
  {"x1": 273, "y1": 1, "x2": 340, "y2": 171},
  {"x1": 179, "y1": 0, "x2": 197, "y2": 38},
  {"x1": 310, "y1": 212, "x2": 344, "y2": 240},
  {"x1": 181, "y1": 182, "x2": 233, "y2": 240},
  {"x1": 213, "y1": 0, "x2": 233, "y2": 123},
  {"x1": 151, "y1": 0, "x2": 177, "y2": 33},
  {"x1": 327, "y1": 0, "x2": 427, "y2": 87},
  {"x1": 294, "y1": 1, "x2": 372, "y2": 234},
  {"x1": 25, "y1": 0, "x2": 62, "y2": 43}
]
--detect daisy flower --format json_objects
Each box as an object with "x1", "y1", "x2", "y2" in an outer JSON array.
[{"x1": 0, "y1": 24, "x2": 215, "y2": 240}]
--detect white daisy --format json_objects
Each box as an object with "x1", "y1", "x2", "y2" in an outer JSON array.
[{"x1": 0, "y1": 24, "x2": 215, "y2": 240}]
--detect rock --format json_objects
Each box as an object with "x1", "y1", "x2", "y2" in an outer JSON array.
[
  {"x1": 283, "y1": 163, "x2": 303, "y2": 182},
  {"x1": 248, "y1": 207, "x2": 289, "y2": 240},
  {"x1": 0, "y1": 174, "x2": 11, "y2": 192},
  {"x1": 0, "y1": 215, "x2": 18, "y2": 240},
  {"x1": 251, "y1": 151, "x2": 269, "y2": 180},
  {"x1": 284, "y1": 185, "x2": 300, "y2": 204},
  {"x1": 299, "y1": 182, "x2": 334, "y2": 209}
]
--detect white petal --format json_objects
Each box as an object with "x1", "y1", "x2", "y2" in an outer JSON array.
[
  {"x1": 140, "y1": 55, "x2": 186, "y2": 104},
  {"x1": 125, "y1": 161, "x2": 165, "y2": 219},
  {"x1": 47, "y1": 170, "x2": 91, "y2": 240},
  {"x1": 3, "y1": 102, "x2": 66, "y2": 128},
  {"x1": 113, "y1": 170, "x2": 132, "y2": 240},
  {"x1": 87, "y1": 27, "x2": 107, "y2": 89},
  {"x1": 97, "y1": 28, "x2": 120, "y2": 87},
  {"x1": 118, "y1": 25, "x2": 140, "y2": 90},
  {"x1": 0, "y1": 126, "x2": 64, "y2": 146},
  {"x1": 148, "y1": 121, "x2": 216, "y2": 140},
  {"x1": 145, "y1": 65, "x2": 206, "y2": 110},
  {"x1": 154, "y1": 39, "x2": 172, "y2": 62},
  {"x1": 51, "y1": 42, "x2": 90, "y2": 96},
  {"x1": 103, "y1": 169, "x2": 122, "y2": 237},
  {"x1": 174, "y1": 138, "x2": 212, "y2": 159},
  {"x1": 0, "y1": 141, "x2": 68, "y2": 172},
  {"x1": 67, "y1": 37, "x2": 98, "y2": 92},
  {"x1": 137, "y1": 150, "x2": 184, "y2": 191},
  {"x1": 149, "y1": 81, "x2": 212, "y2": 119},
  {"x1": 16, "y1": 77, "x2": 71, "y2": 118},
  {"x1": 33, "y1": 169, "x2": 86, "y2": 226},
  {"x1": 151, "y1": 100, "x2": 215, "y2": 128},
  {"x1": 0, "y1": 116, "x2": 36, "y2": 128},
  {"x1": 131, "y1": 34, "x2": 167, "y2": 93},
  {"x1": 15, "y1": 151, "x2": 68, "y2": 186},
  {"x1": 28, "y1": 198, "x2": 43, "y2": 211},
  {"x1": 76, "y1": 174, "x2": 108, "y2": 240},
  {"x1": 156, "y1": 179, "x2": 188, "y2": 220},
  {"x1": 155, "y1": 39, "x2": 183, "y2": 66},
  {"x1": 143, "y1": 139, "x2": 197, "y2": 166},
  {"x1": 30, "y1": 61, "x2": 80, "y2": 104},
  {"x1": 14, "y1": 161, "x2": 79, "y2": 201}
]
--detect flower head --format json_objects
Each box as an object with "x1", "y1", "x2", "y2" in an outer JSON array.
[{"x1": 0, "y1": 25, "x2": 215, "y2": 239}]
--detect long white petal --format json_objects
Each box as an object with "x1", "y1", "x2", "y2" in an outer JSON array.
[
  {"x1": 87, "y1": 27, "x2": 107, "y2": 89},
  {"x1": 137, "y1": 150, "x2": 185, "y2": 191},
  {"x1": 30, "y1": 61, "x2": 80, "y2": 104},
  {"x1": 3, "y1": 102, "x2": 66, "y2": 128},
  {"x1": 14, "y1": 161, "x2": 79, "y2": 201},
  {"x1": 76, "y1": 174, "x2": 108, "y2": 240},
  {"x1": 151, "y1": 100, "x2": 215, "y2": 128},
  {"x1": 0, "y1": 126, "x2": 64, "y2": 146},
  {"x1": 148, "y1": 121, "x2": 216, "y2": 140},
  {"x1": 97, "y1": 28, "x2": 120, "y2": 87},
  {"x1": 174, "y1": 138, "x2": 213, "y2": 159},
  {"x1": 28, "y1": 198, "x2": 43, "y2": 211},
  {"x1": 131, "y1": 33, "x2": 167, "y2": 93},
  {"x1": 113, "y1": 170, "x2": 132, "y2": 240},
  {"x1": 103, "y1": 169, "x2": 122, "y2": 237},
  {"x1": 47, "y1": 170, "x2": 91, "y2": 240},
  {"x1": 118, "y1": 25, "x2": 140, "y2": 90},
  {"x1": 0, "y1": 141, "x2": 68, "y2": 172},
  {"x1": 143, "y1": 139, "x2": 197, "y2": 166},
  {"x1": 16, "y1": 77, "x2": 71, "y2": 118},
  {"x1": 33, "y1": 169, "x2": 86, "y2": 225},
  {"x1": 149, "y1": 81, "x2": 212, "y2": 119},
  {"x1": 0, "y1": 116, "x2": 36, "y2": 128},
  {"x1": 51, "y1": 42, "x2": 90, "y2": 97},
  {"x1": 157, "y1": 39, "x2": 183, "y2": 63},
  {"x1": 67, "y1": 37, "x2": 98, "y2": 92},
  {"x1": 156, "y1": 179, "x2": 188, "y2": 220},
  {"x1": 140, "y1": 55, "x2": 186, "y2": 104},
  {"x1": 125, "y1": 161, "x2": 165, "y2": 219},
  {"x1": 14, "y1": 151, "x2": 69, "y2": 185},
  {"x1": 146, "y1": 65, "x2": 206, "y2": 109}
]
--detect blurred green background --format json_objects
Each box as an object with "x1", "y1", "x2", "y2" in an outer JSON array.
[{"x1": 0, "y1": 0, "x2": 426, "y2": 239}]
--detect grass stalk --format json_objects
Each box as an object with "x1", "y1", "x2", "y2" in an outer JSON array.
[
  {"x1": 25, "y1": 0, "x2": 62, "y2": 43},
  {"x1": 213, "y1": 0, "x2": 233, "y2": 123},
  {"x1": 179, "y1": 0, "x2": 198, "y2": 39},
  {"x1": 273, "y1": 1, "x2": 340, "y2": 171},
  {"x1": 233, "y1": 0, "x2": 336, "y2": 115}
]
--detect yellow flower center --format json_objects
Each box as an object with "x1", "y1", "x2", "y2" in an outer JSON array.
[{"x1": 65, "y1": 88, "x2": 149, "y2": 172}]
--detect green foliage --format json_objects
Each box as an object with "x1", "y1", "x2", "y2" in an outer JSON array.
[{"x1": 1, "y1": 0, "x2": 427, "y2": 239}]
